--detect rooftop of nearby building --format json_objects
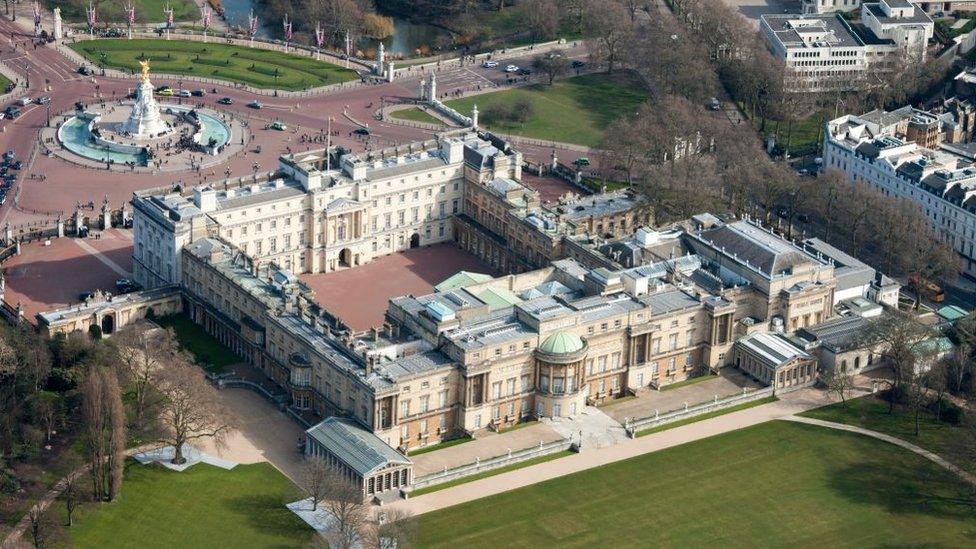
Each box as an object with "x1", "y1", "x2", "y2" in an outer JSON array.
[
  {"x1": 738, "y1": 331, "x2": 813, "y2": 368},
  {"x1": 306, "y1": 417, "x2": 411, "y2": 476},
  {"x1": 762, "y1": 13, "x2": 865, "y2": 49},
  {"x1": 863, "y1": 1, "x2": 933, "y2": 25}
]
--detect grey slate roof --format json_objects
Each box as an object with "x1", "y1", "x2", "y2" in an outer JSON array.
[
  {"x1": 306, "y1": 417, "x2": 411, "y2": 476},
  {"x1": 798, "y1": 315, "x2": 873, "y2": 352},
  {"x1": 694, "y1": 221, "x2": 813, "y2": 278}
]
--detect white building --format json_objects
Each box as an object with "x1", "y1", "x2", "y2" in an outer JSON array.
[
  {"x1": 825, "y1": 107, "x2": 976, "y2": 277},
  {"x1": 132, "y1": 130, "x2": 522, "y2": 288},
  {"x1": 761, "y1": 1, "x2": 932, "y2": 92}
]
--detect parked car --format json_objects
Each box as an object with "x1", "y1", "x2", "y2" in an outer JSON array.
[
  {"x1": 191, "y1": 89, "x2": 206, "y2": 97},
  {"x1": 247, "y1": 100, "x2": 263, "y2": 109},
  {"x1": 708, "y1": 97, "x2": 721, "y2": 111},
  {"x1": 4, "y1": 150, "x2": 15, "y2": 160},
  {"x1": 517, "y1": 68, "x2": 532, "y2": 75},
  {"x1": 571, "y1": 60, "x2": 586, "y2": 68},
  {"x1": 35, "y1": 96, "x2": 51, "y2": 105},
  {"x1": 156, "y1": 88, "x2": 174, "y2": 96},
  {"x1": 4, "y1": 107, "x2": 19, "y2": 119},
  {"x1": 217, "y1": 97, "x2": 234, "y2": 105},
  {"x1": 482, "y1": 60, "x2": 499, "y2": 68},
  {"x1": 270, "y1": 121, "x2": 287, "y2": 131},
  {"x1": 78, "y1": 291, "x2": 96, "y2": 301},
  {"x1": 353, "y1": 127, "x2": 370, "y2": 135},
  {"x1": 573, "y1": 157, "x2": 590, "y2": 167},
  {"x1": 177, "y1": 89, "x2": 192, "y2": 98},
  {"x1": 11, "y1": 161, "x2": 23, "y2": 170},
  {"x1": 115, "y1": 278, "x2": 142, "y2": 293},
  {"x1": 504, "y1": 64, "x2": 519, "y2": 73},
  {"x1": 78, "y1": 65, "x2": 93, "y2": 76},
  {"x1": 17, "y1": 97, "x2": 31, "y2": 106}
]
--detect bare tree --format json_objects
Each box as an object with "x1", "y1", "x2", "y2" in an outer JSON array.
[
  {"x1": 532, "y1": 51, "x2": 570, "y2": 85},
  {"x1": 27, "y1": 504, "x2": 61, "y2": 548},
  {"x1": 302, "y1": 456, "x2": 331, "y2": 512},
  {"x1": 824, "y1": 368, "x2": 856, "y2": 406},
  {"x1": 61, "y1": 473, "x2": 81, "y2": 527},
  {"x1": 155, "y1": 357, "x2": 231, "y2": 465},
  {"x1": 82, "y1": 366, "x2": 126, "y2": 501},
  {"x1": 863, "y1": 312, "x2": 938, "y2": 414},
  {"x1": 583, "y1": 0, "x2": 633, "y2": 73},
  {"x1": 321, "y1": 465, "x2": 370, "y2": 549},
  {"x1": 113, "y1": 321, "x2": 179, "y2": 430},
  {"x1": 365, "y1": 507, "x2": 417, "y2": 549},
  {"x1": 517, "y1": 0, "x2": 561, "y2": 41}
]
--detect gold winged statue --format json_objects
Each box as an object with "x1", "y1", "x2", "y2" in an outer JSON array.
[{"x1": 139, "y1": 59, "x2": 151, "y2": 83}]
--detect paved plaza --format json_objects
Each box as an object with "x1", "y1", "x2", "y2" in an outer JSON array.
[
  {"x1": 2, "y1": 228, "x2": 133, "y2": 318},
  {"x1": 722, "y1": 0, "x2": 802, "y2": 24},
  {"x1": 300, "y1": 243, "x2": 496, "y2": 331},
  {"x1": 412, "y1": 421, "x2": 565, "y2": 477},
  {"x1": 602, "y1": 369, "x2": 764, "y2": 424}
]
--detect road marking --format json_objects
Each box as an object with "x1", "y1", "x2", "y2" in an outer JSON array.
[{"x1": 73, "y1": 238, "x2": 133, "y2": 278}]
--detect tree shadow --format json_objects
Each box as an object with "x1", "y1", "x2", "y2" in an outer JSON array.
[{"x1": 224, "y1": 492, "x2": 313, "y2": 544}]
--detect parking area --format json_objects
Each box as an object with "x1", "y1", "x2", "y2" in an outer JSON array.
[
  {"x1": 300, "y1": 243, "x2": 496, "y2": 332},
  {"x1": 722, "y1": 0, "x2": 802, "y2": 24},
  {"x1": 602, "y1": 369, "x2": 764, "y2": 424},
  {"x1": 411, "y1": 422, "x2": 565, "y2": 478},
  {"x1": 521, "y1": 173, "x2": 581, "y2": 204},
  {"x1": 2, "y1": 229, "x2": 133, "y2": 319}
]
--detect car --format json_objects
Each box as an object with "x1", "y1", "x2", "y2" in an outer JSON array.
[
  {"x1": 546, "y1": 52, "x2": 563, "y2": 59},
  {"x1": 571, "y1": 60, "x2": 586, "y2": 68},
  {"x1": 573, "y1": 157, "x2": 590, "y2": 167},
  {"x1": 217, "y1": 97, "x2": 234, "y2": 105},
  {"x1": 708, "y1": 97, "x2": 721, "y2": 111},
  {"x1": 177, "y1": 89, "x2": 192, "y2": 98},
  {"x1": 270, "y1": 121, "x2": 287, "y2": 131},
  {"x1": 35, "y1": 96, "x2": 51, "y2": 105},
  {"x1": 78, "y1": 66, "x2": 92, "y2": 75},
  {"x1": 0, "y1": 112, "x2": 6, "y2": 120},
  {"x1": 125, "y1": 91, "x2": 137, "y2": 99},
  {"x1": 504, "y1": 64, "x2": 519, "y2": 73},
  {"x1": 247, "y1": 100, "x2": 263, "y2": 109},
  {"x1": 191, "y1": 89, "x2": 206, "y2": 97},
  {"x1": 11, "y1": 161, "x2": 22, "y2": 170},
  {"x1": 517, "y1": 68, "x2": 532, "y2": 75},
  {"x1": 156, "y1": 85, "x2": 172, "y2": 92},
  {"x1": 78, "y1": 291, "x2": 95, "y2": 301},
  {"x1": 3, "y1": 83, "x2": 13, "y2": 93},
  {"x1": 353, "y1": 127, "x2": 370, "y2": 135},
  {"x1": 156, "y1": 88, "x2": 174, "y2": 96},
  {"x1": 115, "y1": 278, "x2": 132, "y2": 290},
  {"x1": 482, "y1": 60, "x2": 499, "y2": 68},
  {"x1": 17, "y1": 97, "x2": 31, "y2": 106},
  {"x1": 4, "y1": 150, "x2": 15, "y2": 160},
  {"x1": 4, "y1": 107, "x2": 19, "y2": 119}
]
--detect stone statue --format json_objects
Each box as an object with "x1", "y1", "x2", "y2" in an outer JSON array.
[{"x1": 139, "y1": 59, "x2": 151, "y2": 83}]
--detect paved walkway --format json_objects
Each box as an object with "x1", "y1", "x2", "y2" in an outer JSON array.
[
  {"x1": 389, "y1": 388, "x2": 836, "y2": 516},
  {"x1": 782, "y1": 416, "x2": 976, "y2": 486},
  {"x1": 603, "y1": 369, "x2": 762, "y2": 424},
  {"x1": 542, "y1": 405, "x2": 628, "y2": 450},
  {"x1": 412, "y1": 422, "x2": 564, "y2": 477}
]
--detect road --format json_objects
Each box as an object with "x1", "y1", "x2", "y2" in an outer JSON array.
[{"x1": 0, "y1": 16, "x2": 592, "y2": 227}]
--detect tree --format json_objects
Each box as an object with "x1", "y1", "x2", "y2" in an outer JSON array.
[
  {"x1": 155, "y1": 358, "x2": 230, "y2": 465},
  {"x1": 113, "y1": 322, "x2": 179, "y2": 431},
  {"x1": 302, "y1": 456, "x2": 331, "y2": 512},
  {"x1": 824, "y1": 368, "x2": 856, "y2": 406},
  {"x1": 517, "y1": 0, "x2": 561, "y2": 41},
  {"x1": 862, "y1": 312, "x2": 938, "y2": 414},
  {"x1": 365, "y1": 508, "x2": 417, "y2": 549},
  {"x1": 532, "y1": 52, "x2": 570, "y2": 85},
  {"x1": 61, "y1": 473, "x2": 81, "y2": 527},
  {"x1": 27, "y1": 504, "x2": 61, "y2": 548},
  {"x1": 82, "y1": 366, "x2": 126, "y2": 501},
  {"x1": 321, "y1": 465, "x2": 370, "y2": 549},
  {"x1": 583, "y1": 0, "x2": 633, "y2": 73}
]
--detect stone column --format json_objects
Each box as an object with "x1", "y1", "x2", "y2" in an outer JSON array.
[
  {"x1": 387, "y1": 61, "x2": 395, "y2": 82},
  {"x1": 376, "y1": 43, "x2": 385, "y2": 75},
  {"x1": 471, "y1": 104, "x2": 478, "y2": 129},
  {"x1": 53, "y1": 8, "x2": 63, "y2": 41},
  {"x1": 427, "y1": 72, "x2": 437, "y2": 102},
  {"x1": 57, "y1": 216, "x2": 64, "y2": 238},
  {"x1": 4, "y1": 222, "x2": 10, "y2": 245}
]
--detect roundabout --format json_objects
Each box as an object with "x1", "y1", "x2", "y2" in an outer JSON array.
[{"x1": 49, "y1": 60, "x2": 243, "y2": 172}]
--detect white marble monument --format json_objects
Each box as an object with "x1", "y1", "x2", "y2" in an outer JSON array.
[{"x1": 121, "y1": 60, "x2": 170, "y2": 139}]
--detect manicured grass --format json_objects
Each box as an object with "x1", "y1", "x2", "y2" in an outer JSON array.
[
  {"x1": 409, "y1": 436, "x2": 473, "y2": 456},
  {"x1": 43, "y1": 0, "x2": 197, "y2": 23},
  {"x1": 800, "y1": 395, "x2": 967, "y2": 470},
  {"x1": 390, "y1": 106, "x2": 446, "y2": 125},
  {"x1": 443, "y1": 72, "x2": 649, "y2": 147},
  {"x1": 416, "y1": 421, "x2": 976, "y2": 547},
  {"x1": 661, "y1": 373, "x2": 718, "y2": 391},
  {"x1": 498, "y1": 420, "x2": 539, "y2": 434},
  {"x1": 153, "y1": 313, "x2": 238, "y2": 372},
  {"x1": 598, "y1": 394, "x2": 636, "y2": 408},
  {"x1": 66, "y1": 462, "x2": 313, "y2": 547},
  {"x1": 0, "y1": 72, "x2": 14, "y2": 95},
  {"x1": 746, "y1": 105, "x2": 828, "y2": 158},
  {"x1": 635, "y1": 396, "x2": 778, "y2": 437},
  {"x1": 70, "y1": 39, "x2": 359, "y2": 91},
  {"x1": 412, "y1": 450, "x2": 574, "y2": 497}
]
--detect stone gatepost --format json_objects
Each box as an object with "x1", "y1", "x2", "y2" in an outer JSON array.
[
  {"x1": 376, "y1": 42, "x2": 385, "y2": 75},
  {"x1": 53, "y1": 8, "x2": 63, "y2": 41},
  {"x1": 101, "y1": 200, "x2": 111, "y2": 230},
  {"x1": 4, "y1": 222, "x2": 10, "y2": 245},
  {"x1": 387, "y1": 61, "x2": 395, "y2": 83},
  {"x1": 14, "y1": 239, "x2": 21, "y2": 255},
  {"x1": 471, "y1": 104, "x2": 478, "y2": 129},
  {"x1": 56, "y1": 216, "x2": 64, "y2": 238}
]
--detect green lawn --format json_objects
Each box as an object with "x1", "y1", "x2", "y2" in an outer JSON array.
[
  {"x1": 43, "y1": 0, "x2": 197, "y2": 23},
  {"x1": 0, "y1": 72, "x2": 13, "y2": 94},
  {"x1": 635, "y1": 396, "x2": 778, "y2": 437},
  {"x1": 409, "y1": 436, "x2": 473, "y2": 456},
  {"x1": 416, "y1": 421, "x2": 976, "y2": 547},
  {"x1": 66, "y1": 462, "x2": 313, "y2": 548},
  {"x1": 153, "y1": 313, "x2": 238, "y2": 372},
  {"x1": 390, "y1": 107, "x2": 446, "y2": 125},
  {"x1": 412, "y1": 450, "x2": 575, "y2": 497},
  {"x1": 443, "y1": 72, "x2": 649, "y2": 147},
  {"x1": 800, "y1": 395, "x2": 967, "y2": 470},
  {"x1": 70, "y1": 39, "x2": 359, "y2": 91},
  {"x1": 661, "y1": 373, "x2": 718, "y2": 391}
]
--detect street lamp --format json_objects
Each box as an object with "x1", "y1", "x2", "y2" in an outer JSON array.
[
  {"x1": 23, "y1": 61, "x2": 28, "y2": 89},
  {"x1": 178, "y1": 79, "x2": 183, "y2": 105}
]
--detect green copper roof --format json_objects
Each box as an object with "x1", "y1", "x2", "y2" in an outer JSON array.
[
  {"x1": 435, "y1": 271, "x2": 493, "y2": 292},
  {"x1": 539, "y1": 331, "x2": 585, "y2": 355},
  {"x1": 477, "y1": 287, "x2": 523, "y2": 310}
]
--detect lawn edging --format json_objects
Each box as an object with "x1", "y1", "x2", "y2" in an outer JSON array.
[
  {"x1": 411, "y1": 450, "x2": 575, "y2": 497},
  {"x1": 635, "y1": 395, "x2": 779, "y2": 438}
]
